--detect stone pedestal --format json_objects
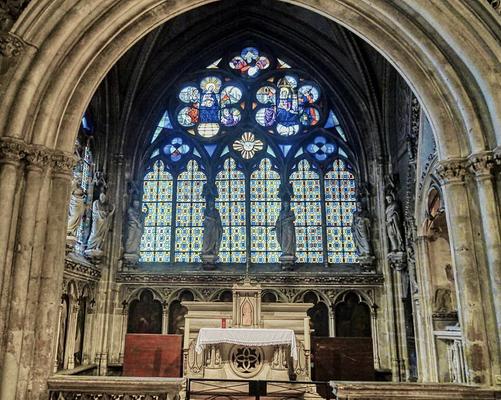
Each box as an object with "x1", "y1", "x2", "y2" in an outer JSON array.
[{"x1": 279, "y1": 255, "x2": 296, "y2": 271}]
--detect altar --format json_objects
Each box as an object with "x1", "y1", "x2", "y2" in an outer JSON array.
[{"x1": 182, "y1": 279, "x2": 313, "y2": 381}]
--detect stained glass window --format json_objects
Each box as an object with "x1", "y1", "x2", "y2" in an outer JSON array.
[
  {"x1": 174, "y1": 160, "x2": 206, "y2": 262},
  {"x1": 255, "y1": 75, "x2": 321, "y2": 136},
  {"x1": 290, "y1": 160, "x2": 323, "y2": 263},
  {"x1": 140, "y1": 160, "x2": 173, "y2": 262},
  {"x1": 216, "y1": 158, "x2": 246, "y2": 263},
  {"x1": 325, "y1": 159, "x2": 357, "y2": 263},
  {"x1": 250, "y1": 159, "x2": 281, "y2": 263},
  {"x1": 141, "y1": 46, "x2": 359, "y2": 266},
  {"x1": 177, "y1": 77, "x2": 243, "y2": 138}
]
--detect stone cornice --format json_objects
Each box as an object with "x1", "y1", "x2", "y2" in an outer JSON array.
[
  {"x1": 0, "y1": 137, "x2": 76, "y2": 174},
  {"x1": 64, "y1": 257, "x2": 101, "y2": 281},
  {"x1": 116, "y1": 271, "x2": 384, "y2": 286}
]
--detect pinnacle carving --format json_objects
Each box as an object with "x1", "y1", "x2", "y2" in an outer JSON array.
[{"x1": 434, "y1": 159, "x2": 467, "y2": 185}]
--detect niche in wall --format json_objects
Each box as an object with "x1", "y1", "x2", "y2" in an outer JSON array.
[
  {"x1": 168, "y1": 290, "x2": 194, "y2": 334},
  {"x1": 303, "y1": 291, "x2": 329, "y2": 337},
  {"x1": 335, "y1": 291, "x2": 371, "y2": 337},
  {"x1": 127, "y1": 290, "x2": 162, "y2": 333}
]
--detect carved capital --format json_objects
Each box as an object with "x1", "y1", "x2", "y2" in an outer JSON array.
[
  {"x1": 467, "y1": 152, "x2": 495, "y2": 178},
  {"x1": 25, "y1": 144, "x2": 52, "y2": 170},
  {"x1": 494, "y1": 146, "x2": 501, "y2": 166},
  {"x1": 0, "y1": 136, "x2": 27, "y2": 164},
  {"x1": 434, "y1": 159, "x2": 467, "y2": 185},
  {"x1": 51, "y1": 150, "x2": 77, "y2": 176},
  {"x1": 0, "y1": 32, "x2": 23, "y2": 58}
]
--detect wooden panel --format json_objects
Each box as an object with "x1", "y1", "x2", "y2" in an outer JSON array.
[
  {"x1": 123, "y1": 334, "x2": 182, "y2": 377},
  {"x1": 313, "y1": 337, "x2": 375, "y2": 381}
]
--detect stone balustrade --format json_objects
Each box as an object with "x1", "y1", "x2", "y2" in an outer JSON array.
[
  {"x1": 47, "y1": 376, "x2": 184, "y2": 400},
  {"x1": 330, "y1": 381, "x2": 500, "y2": 400}
]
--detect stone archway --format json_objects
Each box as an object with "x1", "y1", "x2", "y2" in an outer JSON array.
[{"x1": 0, "y1": 1, "x2": 500, "y2": 398}]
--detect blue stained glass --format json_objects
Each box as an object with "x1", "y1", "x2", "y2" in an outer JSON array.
[
  {"x1": 250, "y1": 159, "x2": 281, "y2": 263},
  {"x1": 216, "y1": 158, "x2": 246, "y2": 263},
  {"x1": 325, "y1": 159, "x2": 357, "y2": 263},
  {"x1": 290, "y1": 160, "x2": 323, "y2": 263},
  {"x1": 140, "y1": 160, "x2": 173, "y2": 262},
  {"x1": 306, "y1": 136, "x2": 337, "y2": 161}
]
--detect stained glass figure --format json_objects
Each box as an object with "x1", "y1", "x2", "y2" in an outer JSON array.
[
  {"x1": 325, "y1": 159, "x2": 357, "y2": 263},
  {"x1": 250, "y1": 159, "x2": 281, "y2": 263},
  {"x1": 232, "y1": 132, "x2": 264, "y2": 159},
  {"x1": 177, "y1": 77, "x2": 242, "y2": 138},
  {"x1": 290, "y1": 160, "x2": 323, "y2": 263},
  {"x1": 215, "y1": 158, "x2": 246, "y2": 263},
  {"x1": 140, "y1": 160, "x2": 173, "y2": 262},
  {"x1": 163, "y1": 137, "x2": 190, "y2": 162},
  {"x1": 255, "y1": 75, "x2": 321, "y2": 136},
  {"x1": 174, "y1": 160, "x2": 206, "y2": 262},
  {"x1": 229, "y1": 47, "x2": 270, "y2": 77},
  {"x1": 306, "y1": 136, "x2": 337, "y2": 161}
]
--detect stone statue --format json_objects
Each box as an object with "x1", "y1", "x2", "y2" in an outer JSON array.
[
  {"x1": 84, "y1": 192, "x2": 115, "y2": 260},
  {"x1": 67, "y1": 180, "x2": 86, "y2": 240},
  {"x1": 274, "y1": 200, "x2": 296, "y2": 258},
  {"x1": 434, "y1": 288, "x2": 453, "y2": 313},
  {"x1": 385, "y1": 191, "x2": 404, "y2": 252},
  {"x1": 201, "y1": 199, "x2": 223, "y2": 258},
  {"x1": 124, "y1": 199, "x2": 147, "y2": 264},
  {"x1": 351, "y1": 200, "x2": 372, "y2": 257}
]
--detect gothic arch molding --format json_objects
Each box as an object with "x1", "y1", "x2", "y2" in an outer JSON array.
[{"x1": 0, "y1": 1, "x2": 499, "y2": 160}]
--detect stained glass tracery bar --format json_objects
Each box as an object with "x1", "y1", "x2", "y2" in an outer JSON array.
[
  {"x1": 215, "y1": 158, "x2": 246, "y2": 263},
  {"x1": 174, "y1": 160, "x2": 206, "y2": 262},
  {"x1": 140, "y1": 160, "x2": 173, "y2": 262},
  {"x1": 325, "y1": 159, "x2": 357, "y2": 263},
  {"x1": 290, "y1": 160, "x2": 323, "y2": 263},
  {"x1": 250, "y1": 158, "x2": 281, "y2": 263}
]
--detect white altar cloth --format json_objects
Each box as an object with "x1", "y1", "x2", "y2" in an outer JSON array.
[{"x1": 195, "y1": 328, "x2": 298, "y2": 359}]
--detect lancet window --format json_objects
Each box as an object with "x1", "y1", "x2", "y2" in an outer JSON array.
[{"x1": 140, "y1": 46, "x2": 357, "y2": 265}]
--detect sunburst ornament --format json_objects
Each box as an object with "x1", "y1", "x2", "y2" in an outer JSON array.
[{"x1": 233, "y1": 132, "x2": 264, "y2": 159}]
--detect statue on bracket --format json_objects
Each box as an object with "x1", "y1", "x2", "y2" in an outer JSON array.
[
  {"x1": 385, "y1": 182, "x2": 405, "y2": 253},
  {"x1": 84, "y1": 191, "x2": 115, "y2": 262},
  {"x1": 200, "y1": 182, "x2": 223, "y2": 269},
  {"x1": 351, "y1": 196, "x2": 374, "y2": 268},
  {"x1": 66, "y1": 178, "x2": 87, "y2": 247},
  {"x1": 274, "y1": 182, "x2": 296, "y2": 270},
  {"x1": 385, "y1": 177, "x2": 407, "y2": 271},
  {"x1": 123, "y1": 198, "x2": 147, "y2": 265}
]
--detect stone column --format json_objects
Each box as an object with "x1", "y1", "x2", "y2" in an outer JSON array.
[
  {"x1": 435, "y1": 160, "x2": 491, "y2": 384},
  {"x1": 16, "y1": 171, "x2": 51, "y2": 397},
  {"x1": 414, "y1": 236, "x2": 439, "y2": 382},
  {"x1": 370, "y1": 303, "x2": 381, "y2": 370},
  {"x1": 0, "y1": 146, "x2": 50, "y2": 400},
  {"x1": 162, "y1": 302, "x2": 169, "y2": 334},
  {"x1": 0, "y1": 138, "x2": 25, "y2": 360},
  {"x1": 468, "y1": 153, "x2": 501, "y2": 380},
  {"x1": 64, "y1": 301, "x2": 80, "y2": 370},
  {"x1": 119, "y1": 302, "x2": 128, "y2": 364},
  {"x1": 28, "y1": 151, "x2": 74, "y2": 400}
]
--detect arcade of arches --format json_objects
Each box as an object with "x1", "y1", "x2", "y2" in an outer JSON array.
[{"x1": 0, "y1": 1, "x2": 500, "y2": 399}]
